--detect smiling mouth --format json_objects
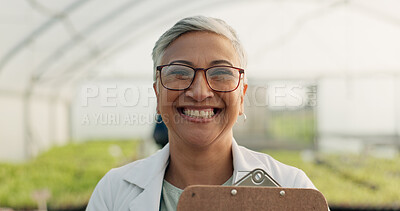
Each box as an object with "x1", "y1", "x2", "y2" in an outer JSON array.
[{"x1": 177, "y1": 107, "x2": 221, "y2": 119}]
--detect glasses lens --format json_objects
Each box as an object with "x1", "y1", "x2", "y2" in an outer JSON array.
[
  {"x1": 160, "y1": 65, "x2": 194, "y2": 90},
  {"x1": 207, "y1": 67, "x2": 240, "y2": 91}
]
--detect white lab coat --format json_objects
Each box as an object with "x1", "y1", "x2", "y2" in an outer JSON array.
[{"x1": 86, "y1": 139, "x2": 316, "y2": 211}]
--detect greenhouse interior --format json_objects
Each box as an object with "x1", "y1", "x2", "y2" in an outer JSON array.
[{"x1": 1, "y1": 0, "x2": 399, "y2": 210}]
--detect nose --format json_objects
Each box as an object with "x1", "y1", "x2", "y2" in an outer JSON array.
[{"x1": 185, "y1": 71, "x2": 214, "y2": 101}]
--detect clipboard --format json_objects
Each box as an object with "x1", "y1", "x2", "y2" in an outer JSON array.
[{"x1": 177, "y1": 186, "x2": 329, "y2": 211}]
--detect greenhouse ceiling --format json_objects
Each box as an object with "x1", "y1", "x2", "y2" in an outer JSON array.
[{"x1": 1, "y1": 0, "x2": 400, "y2": 97}]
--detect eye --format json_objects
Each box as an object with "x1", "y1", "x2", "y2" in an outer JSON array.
[
  {"x1": 170, "y1": 69, "x2": 189, "y2": 75},
  {"x1": 162, "y1": 66, "x2": 193, "y2": 81},
  {"x1": 208, "y1": 67, "x2": 236, "y2": 81},
  {"x1": 170, "y1": 70, "x2": 191, "y2": 79}
]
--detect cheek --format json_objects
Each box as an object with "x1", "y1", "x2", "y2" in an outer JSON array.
[
  {"x1": 223, "y1": 93, "x2": 242, "y2": 108},
  {"x1": 158, "y1": 90, "x2": 179, "y2": 109}
]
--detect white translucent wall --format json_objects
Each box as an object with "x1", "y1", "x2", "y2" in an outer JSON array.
[
  {"x1": 0, "y1": 94, "x2": 69, "y2": 162},
  {"x1": 0, "y1": 95, "x2": 25, "y2": 161},
  {"x1": 318, "y1": 76, "x2": 398, "y2": 135},
  {"x1": 317, "y1": 76, "x2": 400, "y2": 154}
]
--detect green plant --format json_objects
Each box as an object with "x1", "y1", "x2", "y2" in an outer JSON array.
[
  {"x1": 267, "y1": 109, "x2": 315, "y2": 144},
  {"x1": 0, "y1": 140, "x2": 138, "y2": 210},
  {"x1": 263, "y1": 150, "x2": 400, "y2": 207}
]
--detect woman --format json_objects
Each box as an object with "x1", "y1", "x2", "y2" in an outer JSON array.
[{"x1": 86, "y1": 16, "x2": 316, "y2": 211}]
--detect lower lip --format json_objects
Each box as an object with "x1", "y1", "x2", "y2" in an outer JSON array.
[{"x1": 178, "y1": 109, "x2": 219, "y2": 123}]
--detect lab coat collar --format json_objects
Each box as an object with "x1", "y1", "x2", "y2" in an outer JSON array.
[
  {"x1": 231, "y1": 138, "x2": 269, "y2": 184},
  {"x1": 124, "y1": 144, "x2": 170, "y2": 211},
  {"x1": 123, "y1": 144, "x2": 170, "y2": 188},
  {"x1": 124, "y1": 138, "x2": 268, "y2": 210}
]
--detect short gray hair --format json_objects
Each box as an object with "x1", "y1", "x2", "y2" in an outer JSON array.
[{"x1": 152, "y1": 16, "x2": 247, "y2": 82}]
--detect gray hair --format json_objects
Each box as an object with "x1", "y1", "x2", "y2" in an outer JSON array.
[{"x1": 152, "y1": 16, "x2": 247, "y2": 82}]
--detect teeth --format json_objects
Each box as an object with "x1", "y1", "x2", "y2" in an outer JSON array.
[{"x1": 183, "y1": 109, "x2": 215, "y2": 119}]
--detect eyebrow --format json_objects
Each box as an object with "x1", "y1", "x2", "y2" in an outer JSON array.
[
  {"x1": 169, "y1": 60, "x2": 234, "y2": 67},
  {"x1": 210, "y1": 60, "x2": 233, "y2": 66},
  {"x1": 169, "y1": 60, "x2": 194, "y2": 66}
]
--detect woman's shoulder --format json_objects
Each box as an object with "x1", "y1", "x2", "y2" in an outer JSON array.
[
  {"x1": 104, "y1": 145, "x2": 170, "y2": 180},
  {"x1": 236, "y1": 145, "x2": 315, "y2": 188},
  {"x1": 104, "y1": 159, "x2": 145, "y2": 179},
  {"x1": 87, "y1": 159, "x2": 149, "y2": 211},
  {"x1": 94, "y1": 159, "x2": 146, "y2": 192},
  {"x1": 237, "y1": 145, "x2": 293, "y2": 168}
]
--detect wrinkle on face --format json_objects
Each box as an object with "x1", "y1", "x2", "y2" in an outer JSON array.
[{"x1": 155, "y1": 31, "x2": 247, "y2": 149}]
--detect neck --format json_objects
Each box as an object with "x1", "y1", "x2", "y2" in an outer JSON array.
[{"x1": 164, "y1": 135, "x2": 233, "y2": 189}]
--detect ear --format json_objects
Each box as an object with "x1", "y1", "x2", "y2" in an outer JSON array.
[
  {"x1": 153, "y1": 82, "x2": 160, "y2": 114},
  {"x1": 239, "y1": 84, "x2": 248, "y2": 115},
  {"x1": 153, "y1": 82, "x2": 158, "y2": 96}
]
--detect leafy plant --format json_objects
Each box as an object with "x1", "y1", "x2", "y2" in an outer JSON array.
[
  {"x1": 263, "y1": 150, "x2": 400, "y2": 207},
  {"x1": 0, "y1": 140, "x2": 138, "y2": 210}
]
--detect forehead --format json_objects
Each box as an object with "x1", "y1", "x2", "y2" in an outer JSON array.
[{"x1": 161, "y1": 31, "x2": 239, "y2": 67}]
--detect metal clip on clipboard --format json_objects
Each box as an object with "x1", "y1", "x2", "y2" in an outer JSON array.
[{"x1": 233, "y1": 168, "x2": 281, "y2": 187}]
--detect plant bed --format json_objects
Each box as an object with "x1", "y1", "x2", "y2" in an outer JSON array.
[
  {"x1": 263, "y1": 150, "x2": 400, "y2": 208},
  {"x1": 0, "y1": 140, "x2": 138, "y2": 210}
]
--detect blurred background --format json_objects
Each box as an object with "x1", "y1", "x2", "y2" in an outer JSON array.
[{"x1": 1, "y1": 0, "x2": 399, "y2": 210}]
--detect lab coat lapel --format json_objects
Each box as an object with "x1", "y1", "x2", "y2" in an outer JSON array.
[
  {"x1": 125, "y1": 144, "x2": 170, "y2": 211},
  {"x1": 232, "y1": 139, "x2": 270, "y2": 184},
  {"x1": 128, "y1": 181, "x2": 163, "y2": 211}
]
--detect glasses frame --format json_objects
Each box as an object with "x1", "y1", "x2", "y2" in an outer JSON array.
[{"x1": 156, "y1": 64, "x2": 245, "y2": 92}]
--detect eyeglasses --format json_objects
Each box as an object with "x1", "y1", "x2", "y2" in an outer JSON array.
[{"x1": 156, "y1": 64, "x2": 244, "y2": 92}]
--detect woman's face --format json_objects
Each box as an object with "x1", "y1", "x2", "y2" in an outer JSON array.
[{"x1": 154, "y1": 31, "x2": 247, "y2": 148}]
